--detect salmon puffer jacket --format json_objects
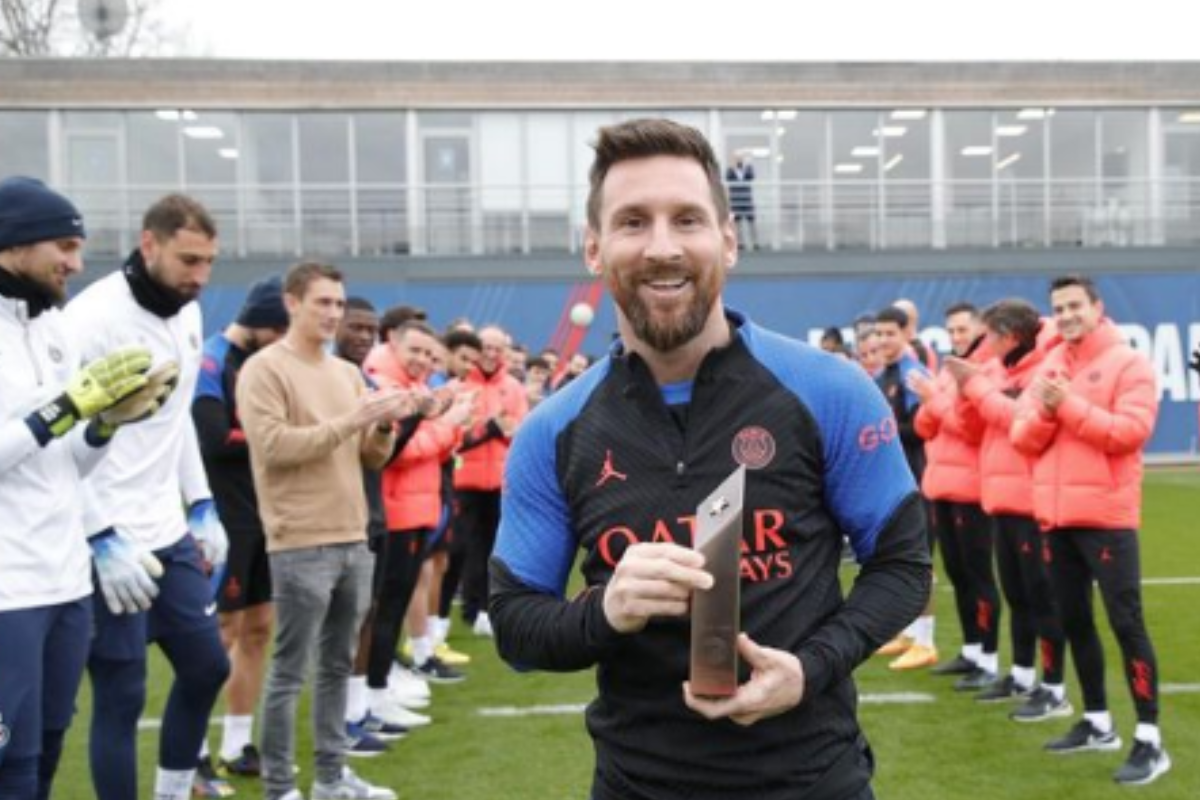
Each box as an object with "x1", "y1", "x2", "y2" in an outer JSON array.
[
  {"x1": 959, "y1": 322, "x2": 1055, "y2": 517},
  {"x1": 364, "y1": 344, "x2": 463, "y2": 532},
  {"x1": 1010, "y1": 319, "x2": 1158, "y2": 531},
  {"x1": 454, "y1": 364, "x2": 528, "y2": 492},
  {"x1": 914, "y1": 338, "x2": 991, "y2": 503}
]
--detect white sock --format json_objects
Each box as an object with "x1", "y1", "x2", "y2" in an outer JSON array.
[
  {"x1": 961, "y1": 643, "x2": 982, "y2": 663},
  {"x1": 1042, "y1": 682, "x2": 1065, "y2": 702},
  {"x1": 346, "y1": 676, "x2": 368, "y2": 723},
  {"x1": 153, "y1": 767, "x2": 195, "y2": 800},
  {"x1": 1011, "y1": 665, "x2": 1036, "y2": 689},
  {"x1": 977, "y1": 651, "x2": 999, "y2": 674},
  {"x1": 411, "y1": 635, "x2": 434, "y2": 666},
  {"x1": 915, "y1": 616, "x2": 935, "y2": 648},
  {"x1": 1084, "y1": 710, "x2": 1113, "y2": 733},
  {"x1": 901, "y1": 621, "x2": 918, "y2": 640},
  {"x1": 220, "y1": 715, "x2": 253, "y2": 762},
  {"x1": 428, "y1": 616, "x2": 447, "y2": 647},
  {"x1": 1134, "y1": 723, "x2": 1161, "y2": 748},
  {"x1": 197, "y1": 739, "x2": 209, "y2": 760},
  {"x1": 368, "y1": 687, "x2": 392, "y2": 712}
]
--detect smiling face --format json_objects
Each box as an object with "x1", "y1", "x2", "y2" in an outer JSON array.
[
  {"x1": 2, "y1": 237, "x2": 84, "y2": 302},
  {"x1": 286, "y1": 276, "x2": 345, "y2": 346},
  {"x1": 336, "y1": 308, "x2": 379, "y2": 366},
  {"x1": 585, "y1": 155, "x2": 736, "y2": 355},
  {"x1": 945, "y1": 310, "x2": 981, "y2": 357},
  {"x1": 1050, "y1": 284, "x2": 1103, "y2": 344}
]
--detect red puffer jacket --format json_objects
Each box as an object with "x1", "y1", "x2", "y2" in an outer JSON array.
[
  {"x1": 915, "y1": 340, "x2": 991, "y2": 503},
  {"x1": 959, "y1": 323, "x2": 1054, "y2": 516},
  {"x1": 364, "y1": 344, "x2": 463, "y2": 532},
  {"x1": 454, "y1": 365, "x2": 528, "y2": 492},
  {"x1": 1010, "y1": 319, "x2": 1158, "y2": 531}
]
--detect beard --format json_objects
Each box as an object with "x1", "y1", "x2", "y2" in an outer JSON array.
[{"x1": 611, "y1": 265, "x2": 718, "y2": 353}]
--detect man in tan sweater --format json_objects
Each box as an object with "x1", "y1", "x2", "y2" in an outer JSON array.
[{"x1": 237, "y1": 262, "x2": 411, "y2": 800}]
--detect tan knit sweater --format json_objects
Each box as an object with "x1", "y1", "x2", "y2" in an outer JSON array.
[{"x1": 236, "y1": 342, "x2": 394, "y2": 553}]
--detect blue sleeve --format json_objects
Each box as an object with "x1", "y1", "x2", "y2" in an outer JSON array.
[
  {"x1": 494, "y1": 358, "x2": 610, "y2": 596},
  {"x1": 194, "y1": 336, "x2": 228, "y2": 402},
  {"x1": 743, "y1": 324, "x2": 917, "y2": 561}
]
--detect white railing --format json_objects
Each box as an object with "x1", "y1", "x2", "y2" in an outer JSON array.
[{"x1": 64, "y1": 178, "x2": 1200, "y2": 258}]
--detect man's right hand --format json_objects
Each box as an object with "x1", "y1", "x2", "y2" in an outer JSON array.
[
  {"x1": 602, "y1": 542, "x2": 713, "y2": 634},
  {"x1": 34, "y1": 346, "x2": 152, "y2": 439},
  {"x1": 354, "y1": 386, "x2": 412, "y2": 430},
  {"x1": 88, "y1": 528, "x2": 164, "y2": 615}
]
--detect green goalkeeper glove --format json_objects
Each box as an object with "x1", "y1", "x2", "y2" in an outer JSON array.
[
  {"x1": 32, "y1": 346, "x2": 152, "y2": 440},
  {"x1": 94, "y1": 361, "x2": 181, "y2": 437}
]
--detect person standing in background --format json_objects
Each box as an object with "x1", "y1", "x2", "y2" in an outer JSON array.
[{"x1": 725, "y1": 149, "x2": 757, "y2": 251}]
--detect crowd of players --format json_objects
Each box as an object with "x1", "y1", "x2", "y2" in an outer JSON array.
[
  {"x1": 0, "y1": 179, "x2": 599, "y2": 800},
  {"x1": 820, "y1": 292, "x2": 1176, "y2": 786},
  {"x1": 0, "y1": 173, "x2": 1181, "y2": 800}
]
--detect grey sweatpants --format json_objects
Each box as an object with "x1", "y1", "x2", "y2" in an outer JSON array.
[{"x1": 260, "y1": 543, "x2": 371, "y2": 799}]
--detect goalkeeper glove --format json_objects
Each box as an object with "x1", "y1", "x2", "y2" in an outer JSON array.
[
  {"x1": 30, "y1": 346, "x2": 152, "y2": 441},
  {"x1": 93, "y1": 361, "x2": 181, "y2": 437},
  {"x1": 89, "y1": 528, "x2": 163, "y2": 615},
  {"x1": 188, "y1": 499, "x2": 229, "y2": 573}
]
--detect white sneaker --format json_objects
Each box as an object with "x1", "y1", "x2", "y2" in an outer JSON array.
[
  {"x1": 473, "y1": 612, "x2": 494, "y2": 638},
  {"x1": 312, "y1": 766, "x2": 396, "y2": 800},
  {"x1": 370, "y1": 695, "x2": 432, "y2": 729},
  {"x1": 386, "y1": 667, "x2": 431, "y2": 708}
]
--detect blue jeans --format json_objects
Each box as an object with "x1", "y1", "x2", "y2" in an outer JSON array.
[{"x1": 260, "y1": 543, "x2": 371, "y2": 799}]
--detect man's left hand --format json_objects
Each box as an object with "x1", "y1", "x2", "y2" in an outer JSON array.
[
  {"x1": 188, "y1": 499, "x2": 229, "y2": 574},
  {"x1": 683, "y1": 633, "x2": 804, "y2": 726}
]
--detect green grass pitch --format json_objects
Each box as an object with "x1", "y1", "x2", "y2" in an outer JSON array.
[{"x1": 54, "y1": 468, "x2": 1198, "y2": 798}]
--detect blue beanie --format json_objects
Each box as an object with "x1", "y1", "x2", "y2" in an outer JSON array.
[
  {"x1": 237, "y1": 274, "x2": 289, "y2": 329},
  {"x1": 0, "y1": 177, "x2": 87, "y2": 251}
]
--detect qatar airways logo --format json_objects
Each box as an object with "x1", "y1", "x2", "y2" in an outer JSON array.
[{"x1": 595, "y1": 507, "x2": 793, "y2": 582}]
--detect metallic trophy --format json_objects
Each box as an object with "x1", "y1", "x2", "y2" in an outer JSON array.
[{"x1": 689, "y1": 466, "x2": 745, "y2": 698}]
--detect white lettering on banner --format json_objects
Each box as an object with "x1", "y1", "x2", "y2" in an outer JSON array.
[{"x1": 1120, "y1": 323, "x2": 1200, "y2": 402}]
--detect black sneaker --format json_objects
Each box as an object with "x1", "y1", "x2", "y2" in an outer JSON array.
[
  {"x1": 954, "y1": 667, "x2": 999, "y2": 692},
  {"x1": 1011, "y1": 687, "x2": 1074, "y2": 723},
  {"x1": 975, "y1": 675, "x2": 1033, "y2": 703},
  {"x1": 930, "y1": 655, "x2": 976, "y2": 676},
  {"x1": 1113, "y1": 740, "x2": 1171, "y2": 785},
  {"x1": 1045, "y1": 719, "x2": 1122, "y2": 754},
  {"x1": 355, "y1": 712, "x2": 408, "y2": 742},
  {"x1": 413, "y1": 655, "x2": 466, "y2": 684},
  {"x1": 193, "y1": 755, "x2": 236, "y2": 797},
  {"x1": 218, "y1": 743, "x2": 262, "y2": 778}
]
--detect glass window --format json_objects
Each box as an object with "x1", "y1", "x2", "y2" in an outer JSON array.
[
  {"x1": 243, "y1": 114, "x2": 294, "y2": 184},
  {"x1": 775, "y1": 111, "x2": 825, "y2": 250},
  {"x1": 299, "y1": 114, "x2": 350, "y2": 184},
  {"x1": 355, "y1": 113, "x2": 406, "y2": 184},
  {"x1": 1098, "y1": 110, "x2": 1148, "y2": 245},
  {"x1": 995, "y1": 110, "x2": 1046, "y2": 246},
  {"x1": 1049, "y1": 110, "x2": 1096, "y2": 245},
  {"x1": 881, "y1": 109, "x2": 931, "y2": 248},
  {"x1": 830, "y1": 111, "x2": 881, "y2": 249},
  {"x1": 943, "y1": 110, "x2": 994, "y2": 247},
  {"x1": 183, "y1": 111, "x2": 237, "y2": 186},
  {"x1": 1163, "y1": 110, "x2": 1200, "y2": 245},
  {"x1": 0, "y1": 112, "x2": 50, "y2": 180},
  {"x1": 419, "y1": 112, "x2": 473, "y2": 130},
  {"x1": 127, "y1": 111, "x2": 180, "y2": 186},
  {"x1": 526, "y1": 114, "x2": 571, "y2": 252}
]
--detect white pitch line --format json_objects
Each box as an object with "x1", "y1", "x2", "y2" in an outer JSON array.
[
  {"x1": 476, "y1": 692, "x2": 937, "y2": 718},
  {"x1": 1161, "y1": 683, "x2": 1200, "y2": 694}
]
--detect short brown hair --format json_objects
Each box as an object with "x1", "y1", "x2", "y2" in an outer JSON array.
[
  {"x1": 982, "y1": 298, "x2": 1041, "y2": 349},
  {"x1": 284, "y1": 261, "x2": 343, "y2": 300},
  {"x1": 143, "y1": 194, "x2": 217, "y2": 241},
  {"x1": 1050, "y1": 274, "x2": 1100, "y2": 303},
  {"x1": 586, "y1": 118, "x2": 729, "y2": 230}
]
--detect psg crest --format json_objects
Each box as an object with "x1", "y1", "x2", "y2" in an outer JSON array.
[{"x1": 732, "y1": 426, "x2": 775, "y2": 470}]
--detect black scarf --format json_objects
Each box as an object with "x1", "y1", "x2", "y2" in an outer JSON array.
[
  {"x1": 0, "y1": 265, "x2": 58, "y2": 318},
  {"x1": 122, "y1": 249, "x2": 191, "y2": 319}
]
